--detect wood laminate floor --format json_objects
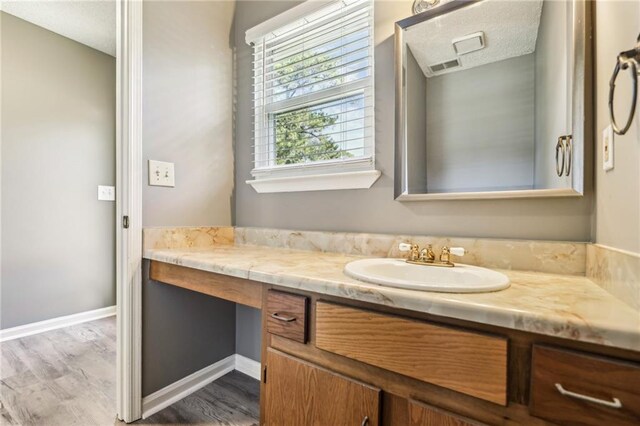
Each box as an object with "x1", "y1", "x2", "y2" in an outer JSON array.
[
  {"x1": 1, "y1": 317, "x2": 260, "y2": 426},
  {"x1": 137, "y1": 371, "x2": 259, "y2": 426},
  {"x1": 0, "y1": 317, "x2": 117, "y2": 425}
]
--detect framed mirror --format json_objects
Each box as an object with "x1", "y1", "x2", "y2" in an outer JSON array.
[{"x1": 394, "y1": 0, "x2": 591, "y2": 200}]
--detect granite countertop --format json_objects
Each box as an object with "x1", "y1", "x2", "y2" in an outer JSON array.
[{"x1": 144, "y1": 244, "x2": 640, "y2": 352}]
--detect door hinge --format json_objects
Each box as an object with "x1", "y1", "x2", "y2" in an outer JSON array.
[
  {"x1": 262, "y1": 366, "x2": 267, "y2": 384},
  {"x1": 123, "y1": 215, "x2": 129, "y2": 229}
]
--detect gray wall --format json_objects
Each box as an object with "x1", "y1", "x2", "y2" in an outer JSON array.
[
  {"x1": 141, "y1": 0, "x2": 237, "y2": 396},
  {"x1": 235, "y1": 305, "x2": 261, "y2": 361},
  {"x1": 233, "y1": 0, "x2": 593, "y2": 242},
  {"x1": 142, "y1": 0, "x2": 234, "y2": 227},
  {"x1": 534, "y1": 0, "x2": 571, "y2": 189},
  {"x1": 1, "y1": 12, "x2": 116, "y2": 329},
  {"x1": 425, "y1": 54, "x2": 535, "y2": 192},
  {"x1": 142, "y1": 263, "x2": 236, "y2": 396},
  {"x1": 594, "y1": 0, "x2": 640, "y2": 253},
  {"x1": 405, "y1": 47, "x2": 427, "y2": 193}
]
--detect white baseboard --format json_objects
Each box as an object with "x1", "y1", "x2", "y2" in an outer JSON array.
[
  {"x1": 142, "y1": 354, "x2": 236, "y2": 419},
  {"x1": 235, "y1": 354, "x2": 261, "y2": 380},
  {"x1": 141, "y1": 353, "x2": 261, "y2": 419},
  {"x1": 0, "y1": 305, "x2": 116, "y2": 342}
]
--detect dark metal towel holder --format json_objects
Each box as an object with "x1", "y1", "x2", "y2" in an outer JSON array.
[{"x1": 609, "y1": 33, "x2": 640, "y2": 135}]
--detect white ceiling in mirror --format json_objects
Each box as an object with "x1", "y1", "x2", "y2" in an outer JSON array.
[
  {"x1": 1, "y1": 0, "x2": 116, "y2": 56},
  {"x1": 405, "y1": 0, "x2": 543, "y2": 77}
]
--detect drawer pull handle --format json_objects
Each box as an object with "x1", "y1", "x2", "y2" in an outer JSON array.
[
  {"x1": 555, "y1": 383, "x2": 622, "y2": 408},
  {"x1": 361, "y1": 416, "x2": 369, "y2": 426},
  {"x1": 270, "y1": 312, "x2": 296, "y2": 322}
]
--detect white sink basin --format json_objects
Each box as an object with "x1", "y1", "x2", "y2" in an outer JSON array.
[{"x1": 344, "y1": 258, "x2": 510, "y2": 293}]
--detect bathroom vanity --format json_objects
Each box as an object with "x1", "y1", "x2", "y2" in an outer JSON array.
[{"x1": 145, "y1": 239, "x2": 640, "y2": 426}]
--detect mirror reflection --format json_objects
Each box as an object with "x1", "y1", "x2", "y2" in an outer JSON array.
[{"x1": 397, "y1": 0, "x2": 584, "y2": 198}]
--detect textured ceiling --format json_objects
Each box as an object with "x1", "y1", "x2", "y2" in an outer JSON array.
[
  {"x1": 404, "y1": 0, "x2": 544, "y2": 77},
  {"x1": 1, "y1": 0, "x2": 116, "y2": 56}
]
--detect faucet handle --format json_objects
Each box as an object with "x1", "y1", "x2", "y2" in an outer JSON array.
[
  {"x1": 399, "y1": 243, "x2": 421, "y2": 261},
  {"x1": 439, "y1": 246, "x2": 466, "y2": 264},
  {"x1": 398, "y1": 243, "x2": 412, "y2": 252},
  {"x1": 450, "y1": 247, "x2": 467, "y2": 257}
]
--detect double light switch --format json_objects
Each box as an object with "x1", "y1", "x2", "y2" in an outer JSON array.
[
  {"x1": 98, "y1": 185, "x2": 115, "y2": 201},
  {"x1": 148, "y1": 160, "x2": 175, "y2": 187}
]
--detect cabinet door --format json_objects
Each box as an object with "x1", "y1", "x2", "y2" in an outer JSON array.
[
  {"x1": 264, "y1": 349, "x2": 380, "y2": 426},
  {"x1": 409, "y1": 400, "x2": 485, "y2": 426}
]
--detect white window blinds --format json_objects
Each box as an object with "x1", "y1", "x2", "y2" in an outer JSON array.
[{"x1": 249, "y1": 0, "x2": 375, "y2": 177}]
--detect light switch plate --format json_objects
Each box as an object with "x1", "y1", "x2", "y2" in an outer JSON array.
[
  {"x1": 148, "y1": 160, "x2": 175, "y2": 187},
  {"x1": 98, "y1": 185, "x2": 116, "y2": 201},
  {"x1": 602, "y1": 125, "x2": 614, "y2": 172}
]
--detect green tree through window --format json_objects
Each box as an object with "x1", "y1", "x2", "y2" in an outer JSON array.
[{"x1": 272, "y1": 52, "x2": 352, "y2": 165}]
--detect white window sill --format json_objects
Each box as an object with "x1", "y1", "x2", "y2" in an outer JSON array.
[{"x1": 246, "y1": 170, "x2": 381, "y2": 193}]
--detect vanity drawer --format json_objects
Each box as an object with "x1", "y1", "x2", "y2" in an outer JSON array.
[
  {"x1": 266, "y1": 290, "x2": 308, "y2": 343},
  {"x1": 315, "y1": 302, "x2": 508, "y2": 405},
  {"x1": 530, "y1": 345, "x2": 640, "y2": 426}
]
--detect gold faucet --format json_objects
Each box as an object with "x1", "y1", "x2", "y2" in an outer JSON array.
[{"x1": 399, "y1": 243, "x2": 466, "y2": 267}]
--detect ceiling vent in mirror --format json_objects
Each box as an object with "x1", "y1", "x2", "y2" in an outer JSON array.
[
  {"x1": 429, "y1": 58, "x2": 461, "y2": 73},
  {"x1": 452, "y1": 32, "x2": 486, "y2": 56}
]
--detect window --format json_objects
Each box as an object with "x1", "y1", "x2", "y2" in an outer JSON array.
[{"x1": 246, "y1": 0, "x2": 379, "y2": 193}]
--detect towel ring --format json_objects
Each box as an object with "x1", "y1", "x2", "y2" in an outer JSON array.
[
  {"x1": 564, "y1": 135, "x2": 572, "y2": 177},
  {"x1": 556, "y1": 137, "x2": 566, "y2": 177},
  {"x1": 609, "y1": 33, "x2": 640, "y2": 135},
  {"x1": 555, "y1": 136, "x2": 572, "y2": 177}
]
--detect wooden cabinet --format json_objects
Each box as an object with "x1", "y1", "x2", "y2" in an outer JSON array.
[
  {"x1": 408, "y1": 400, "x2": 486, "y2": 426},
  {"x1": 530, "y1": 345, "x2": 640, "y2": 426},
  {"x1": 379, "y1": 395, "x2": 489, "y2": 426},
  {"x1": 263, "y1": 349, "x2": 381, "y2": 426},
  {"x1": 259, "y1": 287, "x2": 640, "y2": 426}
]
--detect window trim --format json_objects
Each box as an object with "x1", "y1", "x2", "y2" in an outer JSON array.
[
  {"x1": 246, "y1": 0, "x2": 379, "y2": 193},
  {"x1": 247, "y1": 170, "x2": 381, "y2": 194}
]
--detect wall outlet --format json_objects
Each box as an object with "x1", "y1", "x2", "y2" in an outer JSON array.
[
  {"x1": 98, "y1": 185, "x2": 116, "y2": 201},
  {"x1": 148, "y1": 160, "x2": 175, "y2": 187},
  {"x1": 602, "y1": 125, "x2": 614, "y2": 172}
]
